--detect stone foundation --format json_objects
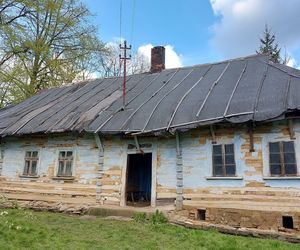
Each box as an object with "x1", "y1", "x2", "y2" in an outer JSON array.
[{"x1": 181, "y1": 207, "x2": 300, "y2": 234}]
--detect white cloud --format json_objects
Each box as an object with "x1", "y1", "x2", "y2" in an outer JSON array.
[
  {"x1": 210, "y1": 0, "x2": 300, "y2": 61},
  {"x1": 137, "y1": 44, "x2": 183, "y2": 69},
  {"x1": 286, "y1": 57, "x2": 300, "y2": 69},
  {"x1": 287, "y1": 58, "x2": 296, "y2": 68}
]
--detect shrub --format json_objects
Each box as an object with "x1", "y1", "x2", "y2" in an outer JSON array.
[
  {"x1": 132, "y1": 212, "x2": 147, "y2": 223},
  {"x1": 0, "y1": 195, "x2": 8, "y2": 206},
  {"x1": 150, "y1": 210, "x2": 167, "y2": 224},
  {"x1": 10, "y1": 200, "x2": 20, "y2": 209}
]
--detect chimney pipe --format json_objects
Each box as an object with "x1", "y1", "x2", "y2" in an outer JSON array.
[{"x1": 151, "y1": 46, "x2": 165, "y2": 73}]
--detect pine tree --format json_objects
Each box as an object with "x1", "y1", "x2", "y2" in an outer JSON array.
[{"x1": 258, "y1": 25, "x2": 281, "y2": 63}]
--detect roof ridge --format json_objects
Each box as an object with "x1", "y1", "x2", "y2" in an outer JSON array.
[
  {"x1": 167, "y1": 53, "x2": 269, "y2": 71},
  {"x1": 41, "y1": 54, "x2": 272, "y2": 92}
]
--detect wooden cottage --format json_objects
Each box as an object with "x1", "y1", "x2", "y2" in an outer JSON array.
[{"x1": 1, "y1": 47, "x2": 300, "y2": 233}]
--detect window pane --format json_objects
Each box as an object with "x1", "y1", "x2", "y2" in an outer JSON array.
[
  {"x1": 225, "y1": 144, "x2": 234, "y2": 154},
  {"x1": 284, "y1": 153, "x2": 296, "y2": 164},
  {"x1": 213, "y1": 145, "x2": 222, "y2": 155},
  {"x1": 23, "y1": 161, "x2": 30, "y2": 175},
  {"x1": 25, "y1": 152, "x2": 31, "y2": 157},
  {"x1": 269, "y1": 142, "x2": 280, "y2": 153},
  {"x1": 270, "y1": 153, "x2": 280, "y2": 164},
  {"x1": 31, "y1": 161, "x2": 37, "y2": 175},
  {"x1": 214, "y1": 165, "x2": 223, "y2": 176},
  {"x1": 225, "y1": 155, "x2": 235, "y2": 165},
  {"x1": 59, "y1": 152, "x2": 65, "y2": 158},
  {"x1": 58, "y1": 161, "x2": 64, "y2": 175},
  {"x1": 283, "y1": 141, "x2": 295, "y2": 153},
  {"x1": 285, "y1": 164, "x2": 297, "y2": 175},
  {"x1": 66, "y1": 151, "x2": 73, "y2": 157},
  {"x1": 65, "y1": 161, "x2": 72, "y2": 176},
  {"x1": 270, "y1": 164, "x2": 281, "y2": 175},
  {"x1": 225, "y1": 165, "x2": 236, "y2": 176},
  {"x1": 32, "y1": 151, "x2": 38, "y2": 158},
  {"x1": 213, "y1": 155, "x2": 223, "y2": 165}
]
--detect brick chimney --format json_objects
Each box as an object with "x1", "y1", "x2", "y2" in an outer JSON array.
[{"x1": 150, "y1": 46, "x2": 165, "y2": 73}]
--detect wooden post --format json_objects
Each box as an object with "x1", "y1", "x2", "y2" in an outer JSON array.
[
  {"x1": 119, "y1": 40, "x2": 131, "y2": 109},
  {"x1": 175, "y1": 131, "x2": 183, "y2": 210},
  {"x1": 248, "y1": 123, "x2": 255, "y2": 152},
  {"x1": 94, "y1": 133, "x2": 104, "y2": 204},
  {"x1": 288, "y1": 119, "x2": 296, "y2": 140},
  {"x1": 0, "y1": 137, "x2": 3, "y2": 176},
  {"x1": 210, "y1": 125, "x2": 216, "y2": 144}
]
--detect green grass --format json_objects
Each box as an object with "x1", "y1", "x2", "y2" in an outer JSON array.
[{"x1": 0, "y1": 209, "x2": 299, "y2": 250}]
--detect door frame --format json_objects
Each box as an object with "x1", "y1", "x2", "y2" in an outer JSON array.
[{"x1": 120, "y1": 145, "x2": 157, "y2": 207}]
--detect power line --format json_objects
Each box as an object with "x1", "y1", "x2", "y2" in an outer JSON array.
[
  {"x1": 119, "y1": 0, "x2": 123, "y2": 44},
  {"x1": 130, "y1": 0, "x2": 136, "y2": 47}
]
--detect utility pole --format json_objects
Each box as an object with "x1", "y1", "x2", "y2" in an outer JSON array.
[{"x1": 119, "y1": 40, "x2": 131, "y2": 109}]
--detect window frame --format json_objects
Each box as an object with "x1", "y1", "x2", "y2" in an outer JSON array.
[
  {"x1": 23, "y1": 151, "x2": 39, "y2": 177},
  {"x1": 269, "y1": 141, "x2": 297, "y2": 177},
  {"x1": 212, "y1": 144, "x2": 236, "y2": 177},
  {"x1": 57, "y1": 150, "x2": 74, "y2": 177}
]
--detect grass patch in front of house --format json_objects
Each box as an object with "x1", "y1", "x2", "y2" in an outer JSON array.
[{"x1": 0, "y1": 208, "x2": 299, "y2": 250}]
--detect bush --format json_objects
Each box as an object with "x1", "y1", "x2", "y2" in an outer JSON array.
[
  {"x1": 149, "y1": 210, "x2": 167, "y2": 224},
  {"x1": 132, "y1": 212, "x2": 147, "y2": 223},
  {"x1": 133, "y1": 210, "x2": 168, "y2": 224}
]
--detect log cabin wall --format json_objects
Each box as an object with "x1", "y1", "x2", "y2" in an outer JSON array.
[
  {"x1": 0, "y1": 120, "x2": 300, "y2": 232},
  {"x1": 0, "y1": 133, "x2": 99, "y2": 205},
  {"x1": 180, "y1": 120, "x2": 300, "y2": 232}
]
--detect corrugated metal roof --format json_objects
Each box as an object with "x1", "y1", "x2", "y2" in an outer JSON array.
[{"x1": 1, "y1": 54, "x2": 300, "y2": 136}]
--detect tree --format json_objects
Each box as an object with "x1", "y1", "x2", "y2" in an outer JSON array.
[
  {"x1": 0, "y1": 0, "x2": 28, "y2": 26},
  {"x1": 0, "y1": 0, "x2": 30, "y2": 66},
  {"x1": 0, "y1": 0, "x2": 108, "y2": 106},
  {"x1": 281, "y1": 46, "x2": 292, "y2": 66},
  {"x1": 129, "y1": 50, "x2": 150, "y2": 75},
  {"x1": 99, "y1": 42, "x2": 150, "y2": 78},
  {"x1": 257, "y1": 25, "x2": 281, "y2": 63}
]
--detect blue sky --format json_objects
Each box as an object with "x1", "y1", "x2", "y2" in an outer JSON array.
[{"x1": 83, "y1": 0, "x2": 300, "y2": 68}]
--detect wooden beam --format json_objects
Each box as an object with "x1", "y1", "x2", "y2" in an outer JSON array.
[
  {"x1": 288, "y1": 119, "x2": 296, "y2": 140},
  {"x1": 0, "y1": 137, "x2": 2, "y2": 176},
  {"x1": 134, "y1": 135, "x2": 144, "y2": 154},
  {"x1": 175, "y1": 131, "x2": 183, "y2": 210},
  {"x1": 210, "y1": 125, "x2": 216, "y2": 144},
  {"x1": 94, "y1": 133, "x2": 104, "y2": 204},
  {"x1": 248, "y1": 123, "x2": 255, "y2": 152},
  {"x1": 94, "y1": 133, "x2": 104, "y2": 152}
]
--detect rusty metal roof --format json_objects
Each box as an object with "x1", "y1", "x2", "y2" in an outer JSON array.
[{"x1": 1, "y1": 54, "x2": 300, "y2": 136}]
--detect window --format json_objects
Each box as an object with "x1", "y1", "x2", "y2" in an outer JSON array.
[
  {"x1": 212, "y1": 144, "x2": 236, "y2": 177},
  {"x1": 282, "y1": 216, "x2": 294, "y2": 229},
  {"x1": 269, "y1": 141, "x2": 297, "y2": 176},
  {"x1": 197, "y1": 209, "x2": 206, "y2": 220},
  {"x1": 57, "y1": 151, "x2": 73, "y2": 177},
  {"x1": 23, "y1": 151, "x2": 38, "y2": 176}
]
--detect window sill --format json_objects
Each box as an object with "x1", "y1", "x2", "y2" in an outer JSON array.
[
  {"x1": 205, "y1": 176, "x2": 243, "y2": 180},
  {"x1": 19, "y1": 175, "x2": 39, "y2": 179},
  {"x1": 263, "y1": 176, "x2": 300, "y2": 180},
  {"x1": 52, "y1": 176, "x2": 75, "y2": 181}
]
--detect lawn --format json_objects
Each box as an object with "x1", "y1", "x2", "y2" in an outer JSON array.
[{"x1": 0, "y1": 209, "x2": 299, "y2": 250}]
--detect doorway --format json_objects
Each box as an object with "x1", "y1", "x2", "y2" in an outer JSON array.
[{"x1": 126, "y1": 153, "x2": 152, "y2": 207}]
